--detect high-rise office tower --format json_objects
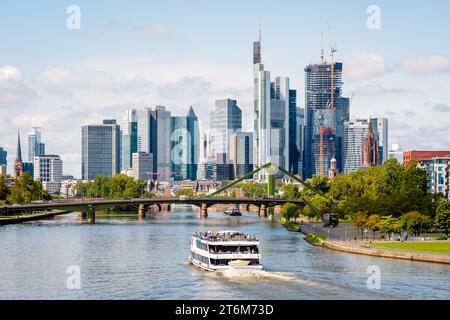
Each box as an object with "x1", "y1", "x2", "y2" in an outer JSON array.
[
  {"x1": 288, "y1": 89, "x2": 299, "y2": 174},
  {"x1": 253, "y1": 32, "x2": 292, "y2": 179},
  {"x1": 230, "y1": 132, "x2": 254, "y2": 179},
  {"x1": 171, "y1": 106, "x2": 200, "y2": 181},
  {"x1": 343, "y1": 119, "x2": 369, "y2": 173},
  {"x1": 28, "y1": 127, "x2": 45, "y2": 162},
  {"x1": 0, "y1": 147, "x2": 7, "y2": 176},
  {"x1": 151, "y1": 106, "x2": 172, "y2": 181},
  {"x1": 14, "y1": 131, "x2": 23, "y2": 179},
  {"x1": 33, "y1": 155, "x2": 63, "y2": 194},
  {"x1": 210, "y1": 99, "x2": 242, "y2": 157},
  {"x1": 131, "y1": 152, "x2": 153, "y2": 181},
  {"x1": 137, "y1": 108, "x2": 152, "y2": 154},
  {"x1": 296, "y1": 107, "x2": 305, "y2": 178},
  {"x1": 81, "y1": 120, "x2": 121, "y2": 180},
  {"x1": 370, "y1": 118, "x2": 389, "y2": 164},
  {"x1": 121, "y1": 109, "x2": 138, "y2": 171},
  {"x1": 209, "y1": 99, "x2": 242, "y2": 180},
  {"x1": 304, "y1": 62, "x2": 349, "y2": 178}
]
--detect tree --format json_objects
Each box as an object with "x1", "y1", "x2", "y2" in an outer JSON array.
[
  {"x1": 282, "y1": 184, "x2": 299, "y2": 200},
  {"x1": 352, "y1": 212, "x2": 368, "y2": 240},
  {"x1": 175, "y1": 188, "x2": 194, "y2": 197},
  {"x1": 401, "y1": 211, "x2": 429, "y2": 236},
  {"x1": 281, "y1": 203, "x2": 300, "y2": 221},
  {"x1": 6, "y1": 173, "x2": 44, "y2": 204},
  {"x1": 376, "y1": 215, "x2": 403, "y2": 240},
  {"x1": 0, "y1": 178, "x2": 10, "y2": 200},
  {"x1": 435, "y1": 200, "x2": 450, "y2": 236},
  {"x1": 365, "y1": 214, "x2": 380, "y2": 240},
  {"x1": 302, "y1": 194, "x2": 331, "y2": 221}
]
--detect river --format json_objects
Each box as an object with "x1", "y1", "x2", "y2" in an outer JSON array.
[{"x1": 0, "y1": 208, "x2": 449, "y2": 300}]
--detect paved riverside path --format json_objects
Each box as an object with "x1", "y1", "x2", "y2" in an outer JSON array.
[{"x1": 300, "y1": 221, "x2": 363, "y2": 241}]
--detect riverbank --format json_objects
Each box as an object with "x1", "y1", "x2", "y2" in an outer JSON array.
[
  {"x1": 300, "y1": 226, "x2": 450, "y2": 265},
  {"x1": 0, "y1": 210, "x2": 71, "y2": 226}
]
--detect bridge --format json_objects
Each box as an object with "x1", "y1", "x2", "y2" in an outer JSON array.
[
  {"x1": 0, "y1": 162, "x2": 329, "y2": 224},
  {"x1": 0, "y1": 197, "x2": 306, "y2": 224}
]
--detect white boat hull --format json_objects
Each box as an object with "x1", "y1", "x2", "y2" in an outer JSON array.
[{"x1": 189, "y1": 256, "x2": 263, "y2": 272}]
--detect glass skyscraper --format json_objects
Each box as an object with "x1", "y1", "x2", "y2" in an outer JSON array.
[
  {"x1": 28, "y1": 127, "x2": 45, "y2": 162},
  {"x1": 171, "y1": 106, "x2": 200, "y2": 181},
  {"x1": 121, "y1": 109, "x2": 138, "y2": 171},
  {"x1": 81, "y1": 120, "x2": 121, "y2": 180},
  {"x1": 304, "y1": 62, "x2": 349, "y2": 178}
]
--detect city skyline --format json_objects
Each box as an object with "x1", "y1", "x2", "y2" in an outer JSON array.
[{"x1": 1, "y1": 1, "x2": 450, "y2": 176}]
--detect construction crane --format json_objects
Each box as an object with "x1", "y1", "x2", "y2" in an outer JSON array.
[{"x1": 318, "y1": 22, "x2": 338, "y2": 176}]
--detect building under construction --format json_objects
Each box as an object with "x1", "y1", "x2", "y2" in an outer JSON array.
[{"x1": 304, "y1": 62, "x2": 349, "y2": 178}]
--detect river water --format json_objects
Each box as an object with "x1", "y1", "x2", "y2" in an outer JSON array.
[{"x1": 0, "y1": 208, "x2": 449, "y2": 300}]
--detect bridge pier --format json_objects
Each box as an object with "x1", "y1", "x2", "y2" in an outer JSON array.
[
  {"x1": 87, "y1": 205, "x2": 95, "y2": 224},
  {"x1": 268, "y1": 206, "x2": 275, "y2": 221},
  {"x1": 259, "y1": 204, "x2": 267, "y2": 218},
  {"x1": 138, "y1": 204, "x2": 148, "y2": 218},
  {"x1": 200, "y1": 203, "x2": 208, "y2": 218}
]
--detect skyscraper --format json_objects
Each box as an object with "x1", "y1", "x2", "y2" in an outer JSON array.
[
  {"x1": 343, "y1": 119, "x2": 369, "y2": 173},
  {"x1": 151, "y1": 106, "x2": 172, "y2": 181},
  {"x1": 230, "y1": 132, "x2": 253, "y2": 178},
  {"x1": 131, "y1": 152, "x2": 153, "y2": 181},
  {"x1": 121, "y1": 109, "x2": 138, "y2": 171},
  {"x1": 0, "y1": 147, "x2": 7, "y2": 176},
  {"x1": 304, "y1": 62, "x2": 349, "y2": 178},
  {"x1": 288, "y1": 89, "x2": 299, "y2": 174},
  {"x1": 296, "y1": 107, "x2": 305, "y2": 178},
  {"x1": 14, "y1": 131, "x2": 23, "y2": 179},
  {"x1": 28, "y1": 127, "x2": 45, "y2": 162},
  {"x1": 370, "y1": 118, "x2": 389, "y2": 164},
  {"x1": 171, "y1": 106, "x2": 200, "y2": 181},
  {"x1": 137, "y1": 107, "x2": 152, "y2": 154},
  {"x1": 209, "y1": 99, "x2": 242, "y2": 180},
  {"x1": 253, "y1": 31, "x2": 292, "y2": 179},
  {"x1": 81, "y1": 120, "x2": 121, "y2": 180},
  {"x1": 33, "y1": 155, "x2": 63, "y2": 194}
]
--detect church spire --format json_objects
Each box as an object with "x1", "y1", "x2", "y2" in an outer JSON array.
[{"x1": 14, "y1": 130, "x2": 23, "y2": 179}]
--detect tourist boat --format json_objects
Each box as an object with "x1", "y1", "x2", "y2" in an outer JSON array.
[
  {"x1": 229, "y1": 209, "x2": 242, "y2": 216},
  {"x1": 189, "y1": 230, "x2": 263, "y2": 272}
]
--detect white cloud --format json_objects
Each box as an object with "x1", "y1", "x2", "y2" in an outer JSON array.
[
  {"x1": 403, "y1": 55, "x2": 450, "y2": 74},
  {"x1": 345, "y1": 52, "x2": 388, "y2": 79}
]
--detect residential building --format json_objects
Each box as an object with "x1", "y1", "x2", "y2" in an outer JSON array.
[
  {"x1": 27, "y1": 127, "x2": 45, "y2": 162},
  {"x1": 420, "y1": 156, "x2": 450, "y2": 200},
  {"x1": 171, "y1": 106, "x2": 200, "y2": 181},
  {"x1": 33, "y1": 155, "x2": 63, "y2": 194},
  {"x1": 403, "y1": 150, "x2": 450, "y2": 166},
  {"x1": 81, "y1": 120, "x2": 121, "y2": 180},
  {"x1": 131, "y1": 152, "x2": 153, "y2": 181}
]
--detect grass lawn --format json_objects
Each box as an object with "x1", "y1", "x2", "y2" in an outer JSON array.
[{"x1": 370, "y1": 241, "x2": 450, "y2": 254}]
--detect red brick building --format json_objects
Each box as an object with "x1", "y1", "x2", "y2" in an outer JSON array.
[{"x1": 403, "y1": 150, "x2": 450, "y2": 166}]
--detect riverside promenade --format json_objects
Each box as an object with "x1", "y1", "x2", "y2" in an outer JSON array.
[{"x1": 299, "y1": 222, "x2": 450, "y2": 265}]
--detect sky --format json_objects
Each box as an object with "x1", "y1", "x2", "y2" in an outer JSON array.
[{"x1": 0, "y1": 0, "x2": 450, "y2": 177}]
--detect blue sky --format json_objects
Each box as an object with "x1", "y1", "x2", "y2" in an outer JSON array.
[{"x1": 1, "y1": 0, "x2": 449, "y2": 176}]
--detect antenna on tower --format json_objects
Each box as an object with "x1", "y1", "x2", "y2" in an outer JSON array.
[
  {"x1": 320, "y1": 31, "x2": 324, "y2": 63},
  {"x1": 259, "y1": 23, "x2": 262, "y2": 43}
]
